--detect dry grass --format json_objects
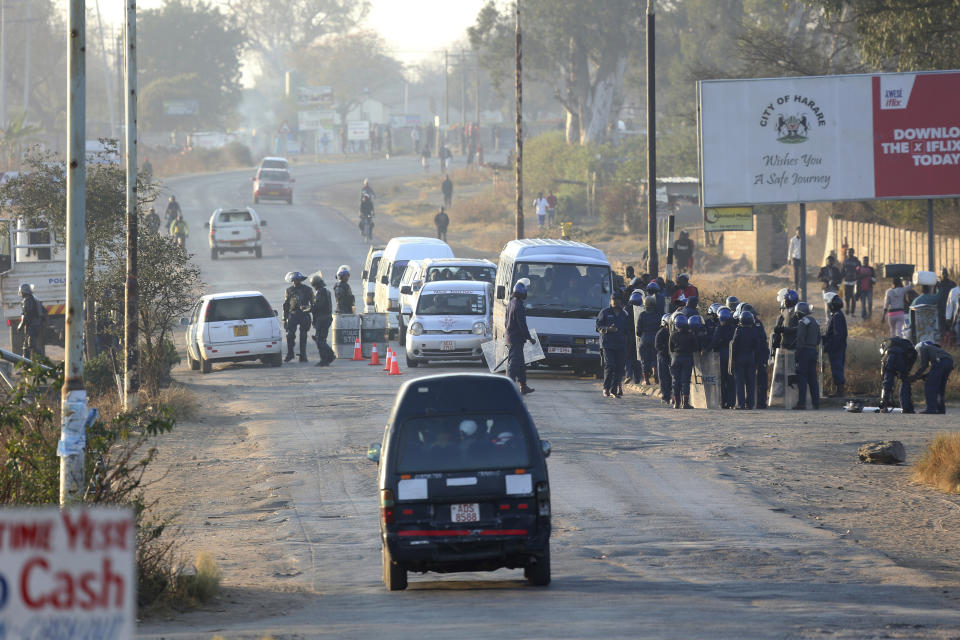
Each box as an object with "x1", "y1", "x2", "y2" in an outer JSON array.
[
  {"x1": 913, "y1": 432, "x2": 960, "y2": 493},
  {"x1": 184, "y1": 551, "x2": 222, "y2": 603},
  {"x1": 151, "y1": 383, "x2": 200, "y2": 421}
]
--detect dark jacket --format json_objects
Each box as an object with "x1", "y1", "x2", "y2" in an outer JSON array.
[
  {"x1": 596, "y1": 306, "x2": 631, "y2": 350},
  {"x1": 732, "y1": 325, "x2": 764, "y2": 364},
  {"x1": 655, "y1": 326, "x2": 671, "y2": 355},
  {"x1": 914, "y1": 342, "x2": 953, "y2": 378},
  {"x1": 754, "y1": 321, "x2": 770, "y2": 363},
  {"x1": 841, "y1": 257, "x2": 861, "y2": 282},
  {"x1": 441, "y1": 178, "x2": 453, "y2": 197},
  {"x1": 506, "y1": 295, "x2": 533, "y2": 344},
  {"x1": 434, "y1": 211, "x2": 449, "y2": 231},
  {"x1": 818, "y1": 264, "x2": 841, "y2": 290},
  {"x1": 636, "y1": 310, "x2": 661, "y2": 343},
  {"x1": 669, "y1": 330, "x2": 698, "y2": 358},
  {"x1": 283, "y1": 283, "x2": 314, "y2": 322},
  {"x1": 311, "y1": 282, "x2": 333, "y2": 324},
  {"x1": 795, "y1": 315, "x2": 821, "y2": 349},
  {"x1": 333, "y1": 281, "x2": 355, "y2": 314},
  {"x1": 824, "y1": 310, "x2": 847, "y2": 354},
  {"x1": 708, "y1": 323, "x2": 736, "y2": 358}
]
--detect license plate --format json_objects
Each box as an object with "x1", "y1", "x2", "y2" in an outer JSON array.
[
  {"x1": 233, "y1": 325, "x2": 249, "y2": 337},
  {"x1": 548, "y1": 346, "x2": 572, "y2": 354},
  {"x1": 441, "y1": 340, "x2": 456, "y2": 351},
  {"x1": 451, "y1": 503, "x2": 480, "y2": 523}
]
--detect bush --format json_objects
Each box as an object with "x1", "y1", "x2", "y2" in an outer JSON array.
[
  {"x1": 913, "y1": 432, "x2": 960, "y2": 493},
  {"x1": 84, "y1": 352, "x2": 121, "y2": 397}
]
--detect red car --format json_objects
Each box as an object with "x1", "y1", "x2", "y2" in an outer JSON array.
[{"x1": 252, "y1": 168, "x2": 294, "y2": 204}]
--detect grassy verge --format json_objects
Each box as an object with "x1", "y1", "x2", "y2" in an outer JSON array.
[{"x1": 913, "y1": 432, "x2": 960, "y2": 493}]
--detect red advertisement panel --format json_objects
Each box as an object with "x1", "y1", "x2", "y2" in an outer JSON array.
[{"x1": 873, "y1": 72, "x2": 960, "y2": 198}]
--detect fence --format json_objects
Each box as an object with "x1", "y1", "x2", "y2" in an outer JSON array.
[{"x1": 824, "y1": 217, "x2": 960, "y2": 275}]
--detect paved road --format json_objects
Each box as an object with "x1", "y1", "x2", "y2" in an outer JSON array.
[{"x1": 138, "y1": 159, "x2": 960, "y2": 639}]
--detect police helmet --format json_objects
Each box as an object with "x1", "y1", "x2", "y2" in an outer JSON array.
[
  {"x1": 673, "y1": 314, "x2": 689, "y2": 329},
  {"x1": 734, "y1": 302, "x2": 756, "y2": 320},
  {"x1": 630, "y1": 277, "x2": 644, "y2": 289},
  {"x1": 915, "y1": 340, "x2": 936, "y2": 352},
  {"x1": 688, "y1": 314, "x2": 703, "y2": 328},
  {"x1": 670, "y1": 310, "x2": 685, "y2": 325},
  {"x1": 310, "y1": 274, "x2": 325, "y2": 289},
  {"x1": 336, "y1": 265, "x2": 350, "y2": 277},
  {"x1": 707, "y1": 302, "x2": 722, "y2": 318},
  {"x1": 718, "y1": 307, "x2": 733, "y2": 324},
  {"x1": 513, "y1": 281, "x2": 527, "y2": 294},
  {"x1": 778, "y1": 288, "x2": 799, "y2": 308},
  {"x1": 517, "y1": 277, "x2": 531, "y2": 289},
  {"x1": 629, "y1": 290, "x2": 645, "y2": 305},
  {"x1": 285, "y1": 271, "x2": 306, "y2": 282},
  {"x1": 643, "y1": 295, "x2": 657, "y2": 309},
  {"x1": 725, "y1": 296, "x2": 740, "y2": 311},
  {"x1": 794, "y1": 301, "x2": 811, "y2": 317},
  {"x1": 459, "y1": 419, "x2": 478, "y2": 437},
  {"x1": 168, "y1": 195, "x2": 176, "y2": 202},
  {"x1": 661, "y1": 313, "x2": 672, "y2": 328},
  {"x1": 18, "y1": 283, "x2": 32, "y2": 295},
  {"x1": 739, "y1": 310, "x2": 755, "y2": 326},
  {"x1": 828, "y1": 294, "x2": 844, "y2": 312},
  {"x1": 646, "y1": 281, "x2": 661, "y2": 293}
]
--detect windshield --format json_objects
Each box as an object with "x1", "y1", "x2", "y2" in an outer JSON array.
[
  {"x1": 368, "y1": 256, "x2": 381, "y2": 282},
  {"x1": 259, "y1": 170, "x2": 289, "y2": 182},
  {"x1": 390, "y1": 260, "x2": 409, "y2": 287},
  {"x1": 261, "y1": 159, "x2": 287, "y2": 170},
  {"x1": 513, "y1": 262, "x2": 611, "y2": 310},
  {"x1": 396, "y1": 413, "x2": 531, "y2": 473},
  {"x1": 425, "y1": 265, "x2": 495, "y2": 284},
  {"x1": 416, "y1": 292, "x2": 486, "y2": 315},
  {"x1": 206, "y1": 296, "x2": 273, "y2": 322}
]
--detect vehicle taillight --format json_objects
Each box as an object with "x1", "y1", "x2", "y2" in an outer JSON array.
[
  {"x1": 535, "y1": 482, "x2": 550, "y2": 517},
  {"x1": 380, "y1": 489, "x2": 395, "y2": 525},
  {"x1": 204, "y1": 305, "x2": 213, "y2": 321},
  {"x1": 256, "y1": 227, "x2": 261, "y2": 240}
]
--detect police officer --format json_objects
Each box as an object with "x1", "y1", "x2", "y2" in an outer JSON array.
[
  {"x1": 732, "y1": 310, "x2": 763, "y2": 409},
  {"x1": 823, "y1": 293, "x2": 847, "y2": 397},
  {"x1": 597, "y1": 294, "x2": 631, "y2": 398},
  {"x1": 16, "y1": 283, "x2": 42, "y2": 358},
  {"x1": 669, "y1": 314, "x2": 698, "y2": 409},
  {"x1": 333, "y1": 265, "x2": 355, "y2": 314},
  {"x1": 646, "y1": 280, "x2": 665, "y2": 315},
  {"x1": 710, "y1": 307, "x2": 737, "y2": 408},
  {"x1": 310, "y1": 273, "x2": 336, "y2": 366},
  {"x1": 911, "y1": 341, "x2": 954, "y2": 414},
  {"x1": 725, "y1": 296, "x2": 740, "y2": 312},
  {"x1": 792, "y1": 301, "x2": 820, "y2": 410},
  {"x1": 636, "y1": 295, "x2": 661, "y2": 386},
  {"x1": 282, "y1": 272, "x2": 314, "y2": 363},
  {"x1": 880, "y1": 337, "x2": 916, "y2": 413},
  {"x1": 506, "y1": 281, "x2": 536, "y2": 395},
  {"x1": 655, "y1": 314, "x2": 673, "y2": 405},
  {"x1": 771, "y1": 288, "x2": 799, "y2": 351},
  {"x1": 623, "y1": 289, "x2": 643, "y2": 384},
  {"x1": 737, "y1": 303, "x2": 770, "y2": 409}
]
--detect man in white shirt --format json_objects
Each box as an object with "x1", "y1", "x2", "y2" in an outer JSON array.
[
  {"x1": 788, "y1": 226, "x2": 802, "y2": 290},
  {"x1": 533, "y1": 192, "x2": 548, "y2": 227},
  {"x1": 946, "y1": 283, "x2": 960, "y2": 344}
]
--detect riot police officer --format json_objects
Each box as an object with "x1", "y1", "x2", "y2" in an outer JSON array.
[
  {"x1": 333, "y1": 265, "x2": 355, "y2": 314},
  {"x1": 710, "y1": 307, "x2": 737, "y2": 408},
  {"x1": 636, "y1": 295, "x2": 661, "y2": 386},
  {"x1": 283, "y1": 271, "x2": 314, "y2": 362},
  {"x1": 655, "y1": 314, "x2": 673, "y2": 405},
  {"x1": 911, "y1": 341, "x2": 954, "y2": 413},
  {"x1": 596, "y1": 294, "x2": 631, "y2": 397},
  {"x1": 669, "y1": 314, "x2": 698, "y2": 409},
  {"x1": 823, "y1": 293, "x2": 848, "y2": 397},
  {"x1": 880, "y1": 337, "x2": 916, "y2": 413},
  {"x1": 16, "y1": 283, "x2": 42, "y2": 358},
  {"x1": 792, "y1": 302, "x2": 820, "y2": 410},
  {"x1": 310, "y1": 273, "x2": 336, "y2": 366},
  {"x1": 732, "y1": 310, "x2": 762, "y2": 409}
]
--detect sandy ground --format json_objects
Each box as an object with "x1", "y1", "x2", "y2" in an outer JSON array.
[{"x1": 134, "y1": 159, "x2": 960, "y2": 639}]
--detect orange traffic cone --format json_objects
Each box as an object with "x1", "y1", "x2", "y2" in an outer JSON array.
[
  {"x1": 351, "y1": 336, "x2": 364, "y2": 361},
  {"x1": 389, "y1": 352, "x2": 402, "y2": 375},
  {"x1": 383, "y1": 348, "x2": 393, "y2": 372},
  {"x1": 368, "y1": 343, "x2": 382, "y2": 365}
]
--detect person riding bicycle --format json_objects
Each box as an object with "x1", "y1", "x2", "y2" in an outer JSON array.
[
  {"x1": 361, "y1": 178, "x2": 375, "y2": 200},
  {"x1": 164, "y1": 195, "x2": 182, "y2": 230},
  {"x1": 144, "y1": 207, "x2": 161, "y2": 234},
  {"x1": 170, "y1": 212, "x2": 189, "y2": 246},
  {"x1": 359, "y1": 190, "x2": 375, "y2": 240}
]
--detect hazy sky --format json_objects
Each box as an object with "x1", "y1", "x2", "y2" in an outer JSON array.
[{"x1": 102, "y1": 0, "x2": 488, "y2": 65}]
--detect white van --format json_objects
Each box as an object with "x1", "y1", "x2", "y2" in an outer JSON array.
[
  {"x1": 361, "y1": 245, "x2": 386, "y2": 312},
  {"x1": 492, "y1": 239, "x2": 612, "y2": 375},
  {"x1": 397, "y1": 257, "x2": 497, "y2": 341},
  {"x1": 374, "y1": 237, "x2": 453, "y2": 329}
]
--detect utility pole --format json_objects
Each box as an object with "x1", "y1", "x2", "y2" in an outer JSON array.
[
  {"x1": 22, "y1": 0, "x2": 31, "y2": 113},
  {"x1": 515, "y1": 0, "x2": 523, "y2": 240},
  {"x1": 474, "y1": 52, "x2": 480, "y2": 125},
  {"x1": 459, "y1": 50, "x2": 466, "y2": 127},
  {"x1": 645, "y1": 0, "x2": 658, "y2": 277},
  {"x1": 1, "y1": 0, "x2": 6, "y2": 127},
  {"x1": 123, "y1": 0, "x2": 139, "y2": 411},
  {"x1": 61, "y1": 0, "x2": 89, "y2": 506},
  {"x1": 443, "y1": 50, "x2": 449, "y2": 126}
]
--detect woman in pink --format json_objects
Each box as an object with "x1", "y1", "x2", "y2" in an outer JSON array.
[{"x1": 882, "y1": 276, "x2": 907, "y2": 337}]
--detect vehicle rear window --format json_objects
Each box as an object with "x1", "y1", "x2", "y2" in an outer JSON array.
[
  {"x1": 416, "y1": 292, "x2": 486, "y2": 315},
  {"x1": 261, "y1": 160, "x2": 287, "y2": 170},
  {"x1": 218, "y1": 210, "x2": 253, "y2": 223},
  {"x1": 259, "y1": 170, "x2": 289, "y2": 182},
  {"x1": 396, "y1": 414, "x2": 531, "y2": 473},
  {"x1": 425, "y1": 266, "x2": 495, "y2": 283},
  {"x1": 390, "y1": 260, "x2": 409, "y2": 287},
  {"x1": 369, "y1": 256, "x2": 381, "y2": 280},
  {"x1": 206, "y1": 296, "x2": 273, "y2": 322}
]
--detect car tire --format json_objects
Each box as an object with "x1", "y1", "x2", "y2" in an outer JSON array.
[
  {"x1": 382, "y1": 543, "x2": 407, "y2": 591},
  {"x1": 188, "y1": 350, "x2": 200, "y2": 371},
  {"x1": 268, "y1": 353, "x2": 282, "y2": 367},
  {"x1": 200, "y1": 357, "x2": 212, "y2": 374},
  {"x1": 211, "y1": 247, "x2": 218, "y2": 260},
  {"x1": 398, "y1": 320, "x2": 406, "y2": 344},
  {"x1": 255, "y1": 247, "x2": 262, "y2": 259},
  {"x1": 405, "y1": 352, "x2": 419, "y2": 368},
  {"x1": 525, "y1": 544, "x2": 551, "y2": 586}
]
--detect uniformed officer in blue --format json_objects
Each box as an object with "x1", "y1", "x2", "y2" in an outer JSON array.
[
  {"x1": 823, "y1": 293, "x2": 847, "y2": 397},
  {"x1": 505, "y1": 281, "x2": 536, "y2": 395},
  {"x1": 792, "y1": 301, "x2": 820, "y2": 409},
  {"x1": 283, "y1": 271, "x2": 314, "y2": 362},
  {"x1": 635, "y1": 295, "x2": 661, "y2": 386},
  {"x1": 709, "y1": 307, "x2": 737, "y2": 408},
  {"x1": 910, "y1": 341, "x2": 954, "y2": 414},
  {"x1": 879, "y1": 337, "x2": 916, "y2": 413},
  {"x1": 655, "y1": 313, "x2": 673, "y2": 405},
  {"x1": 596, "y1": 293, "x2": 631, "y2": 397},
  {"x1": 669, "y1": 313, "x2": 698, "y2": 409},
  {"x1": 731, "y1": 310, "x2": 763, "y2": 409}
]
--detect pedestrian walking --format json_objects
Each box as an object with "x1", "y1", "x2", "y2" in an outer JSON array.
[
  {"x1": 441, "y1": 174, "x2": 453, "y2": 207},
  {"x1": 596, "y1": 294, "x2": 631, "y2": 398},
  {"x1": 411, "y1": 127, "x2": 421, "y2": 154},
  {"x1": 282, "y1": 272, "x2": 314, "y2": 363},
  {"x1": 856, "y1": 257, "x2": 876, "y2": 320},
  {"x1": 883, "y1": 276, "x2": 908, "y2": 337},
  {"x1": 818, "y1": 256, "x2": 842, "y2": 320},
  {"x1": 792, "y1": 302, "x2": 820, "y2": 410},
  {"x1": 911, "y1": 340, "x2": 954, "y2": 414},
  {"x1": 823, "y1": 293, "x2": 847, "y2": 397},
  {"x1": 533, "y1": 192, "x2": 548, "y2": 228},
  {"x1": 788, "y1": 227, "x2": 802, "y2": 290},
  {"x1": 434, "y1": 207, "x2": 450, "y2": 242},
  {"x1": 841, "y1": 248, "x2": 861, "y2": 315},
  {"x1": 546, "y1": 191, "x2": 558, "y2": 226},
  {"x1": 674, "y1": 230, "x2": 695, "y2": 274},
  {"x1": 420, "y1": 146, "x2": 431, "y2": 171},
  {"x1": 505, "y1": 282, "x2": 536, "y2": 395}
]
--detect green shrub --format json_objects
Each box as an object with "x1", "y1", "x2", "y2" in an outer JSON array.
[{"x1": 84, "y1": 352, "x2": 120, "y2": 397}]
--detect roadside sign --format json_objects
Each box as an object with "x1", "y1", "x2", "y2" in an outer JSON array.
[
  {"x1": 162, "y1": 100, "x2": 198, "y2": 116},
  {"x1": 704, "y1": 207, "x2": 754, "y2": 232},
  {"x1": 279, "y1": 121, "x2": 291, "y2": 135},
  {"x1": 299, "y1": 110, "x2": 337, "y2": 131},
  {"x1": 296, "y1": 85, "x2": 333, "y2": 106},
  {"x1": 0, "y1": 506, "x2": 136, "y2": 639},
  {"x1": 347, "y1": 121, "x2": 370, "y2": 141}
]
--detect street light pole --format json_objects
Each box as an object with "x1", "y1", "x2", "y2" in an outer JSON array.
[
  {"x1": 514, "y1": 0, "x2": 523, "y2": 240},
  {"x1": 645, "y1": 0, "x2": 658, "y2": 277},
  {"x1": 123, "y1": 0, "x2": 139, "y2": 411},
  {"x1": 60, "y1": 0, "x2": 89, "y2": 506}
]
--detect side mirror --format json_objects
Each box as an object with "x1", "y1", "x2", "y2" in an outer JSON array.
[
  {"x1": 381, "y1": 275, "x2": 389, "y2": 285},
  {"x1": 179, "y1": 317, "x2": 190, "y2": 326},
  {"x1": 362, "y1": 270, "x2": 368, "y2": 280},
  {"x1": 540, "y1": 440, "x2": 551, "y2": 458},
  {"x1": 367, "y1": 442, "x2": 382, "y2": 463},
  {"x1": 204, "y1": 222, "x2": 210, "y2": 229},
  {"x1": 260, "y1": 220, "x2": 267, "y2": 226},
  {"x1": 496, "y1": 285, "x2": 505, "y2": 300},
  {"x1": 413, "y1": 279, "x2": 423, "y2": 289},
  {"x1": 273, "y1": 309, "x2": 279, "y2": 316},
  {"x1": 400, "y1": 285, "x2": 412, "y2": 295}
]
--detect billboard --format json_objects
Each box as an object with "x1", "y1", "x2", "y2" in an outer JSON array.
[
  {"x1": 296, "y1": 85, "x2": 333, "y2": 106},
  {"x1": 347, "y1": 121, "x2": 370, "y2": 141},
  {"x1": 698, "y1": 71, "x2": 960, "y2": 207},
  {"x1": 299, "y1": 110, "x2": 337, "y2": 131},
  {"x1": 704, "y1": 207, "x2": 753, "y2": 232}
]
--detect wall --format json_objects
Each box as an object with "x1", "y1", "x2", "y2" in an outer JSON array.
[
  {"x1": 721, "y1": 214, "x2": 776, "y2": 271},
  {"x1": 822, "y1": 217, "x2": 960, "y2": 276}
]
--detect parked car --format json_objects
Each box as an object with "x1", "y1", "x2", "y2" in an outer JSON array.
[
  {"x1": 369, "y1": 373, "x2": 552, "y2": 591},
  {"x1": 252, "y1": 168, "x2": 294, "y2": 204},
  {"x1": 404, "y1": 280, "x2": 493, "y2": 367},
  {"x1": 205, "y1": 207, "x2": 266, "y2": 260},
  {"x1": 397, "y1": 258, "x2": 497, "y2": 340},
  {"x1": 183, "y1": 291, "x2": 283, "y2": 373},
  {"x1": 361, "y1": 245, "x2": 386, "y2": 313}
]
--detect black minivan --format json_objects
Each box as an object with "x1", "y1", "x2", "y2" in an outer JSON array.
[{"x1": 369, "y1": 373, "x2": 552, "y2": 590}]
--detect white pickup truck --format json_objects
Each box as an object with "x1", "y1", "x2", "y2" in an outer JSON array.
[{"x1": 0, "y1": 219, "x2": 66, "y2": 355}]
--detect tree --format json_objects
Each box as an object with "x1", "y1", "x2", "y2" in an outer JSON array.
[
  {"x1": 0, "y1": 113, "x2": 42, "y2": 168},
  {"x1": 228, "y1": 0, "x2": 368, "y2": 81},
  {"x1": 469, "y1": 0, "x2": 641, "y2": 145},
  {"x1": 291, "y1": 31, "x2": 405, "y2": 126},
  {"x1": 139, "y1": 0, "x2": 246, "y2": 131},
  {"x1": 807, "y1": 0, "x2": 960, "y2": 71}
]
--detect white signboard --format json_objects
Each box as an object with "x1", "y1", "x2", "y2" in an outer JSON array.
[
  {"x1": 296, "y1": 85, "x2": 333, "y2": 106},
  {"x1": 347, "y1": 121, "x2": 370, "y2": 142},
  {"x1": 299, "y1": 110, "x2": 337, "y2": 131},
  {"x1": 0, "y1": 507, "x2": 136, "y2": 639},
  {"x1": 480, "y1": 329, "x2": 546, "y2": 374},
  {"x1": 699, "y1": 71, "x2": 960, "y2": 207}
]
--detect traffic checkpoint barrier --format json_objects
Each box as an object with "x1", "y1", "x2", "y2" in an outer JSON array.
[
  {"x1": 389, "y1": 352, "x2": 402, "y2": 375},
  {"x1": 361, "y1": 312, "x2": 388, "y2": 358},
  {"x1": 351, "y1": 336, "x2": 365, "y2": 361},
  {"x1": 331, "y1": 313, "x2": 360, "y2": 359},
  {"x1": 369, "y1": 343, "x2": 382, "y2": 366}
]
